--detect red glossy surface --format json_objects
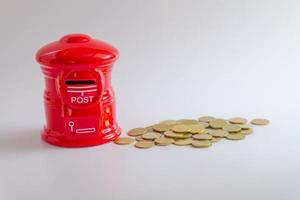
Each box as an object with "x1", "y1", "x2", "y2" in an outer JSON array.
[{"x1": 36, "y1": 34, "x2": 121, "y2": 147}]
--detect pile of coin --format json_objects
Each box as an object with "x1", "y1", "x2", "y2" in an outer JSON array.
[{"x1": 113, "y1": 117, "x2": 269, "y2": 149}]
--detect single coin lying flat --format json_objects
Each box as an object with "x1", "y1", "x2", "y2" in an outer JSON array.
[
  {"x1": 172, "y1": 124, "x2": 189, "y2": 133},
  {"x1": 222, "y1": 124, "x2": 241, "y2": 133},
  {"x1": 135, "y1": 136, "x2": 144, "y2": 141},
  {"x1": 192, "y1": 140, "x2": 212, "y2": 148},
  {"x1": 128, "y1": 128, "x2": 147, "y2": 136},
  {"x1": 209, "y1": 119, "x2": 227, "y2": 129},
  {"x1": 226, "y1": 133, "x2": 245, "y2": 140},
  {"x1": 164, "y1": 131, "x2": 191, "y2": 139},
  {"x1": 114, "y1": 137, "x2": 135, "y2": 145},
  {"x1": 198, "y1": 122, "x2": 209, "y2": 128},
  {"x1": 135, "y1": 141, "x2": 155, "y2": 149},
  {"x1": 238, "y1": 124, "x2": 252, "y2": 130},
  {"x1": 142, "y1": 132, "x2": 161, "y2": 140},
  {"x1": 188, "y1": 124, "x2": 206, "y2": 134},
  {"x1": 174, "y1": 138, "x2": 193, "y2": 146},
  {"x1": 250, "y1": 118, "x2": 269, "y2": 125},
  {"x1": 208, "y1": 129, "x2": 228, "y2": 137},
  {"x1": 211, "y1": 137, "x2": 222, "y2": 143},
  {"x1": 229, "y1": 117, "x2": 247, "y2": 124},
  {"x1": 241, "y1": 129, "x2": 253, "y2": 135},
  {"x1": 198, "y1": 116, "x2": 215, "y2": 123},
  {"x1": 192, "y1": 133, "x2": 212, "y2": 140},
  {"x1": 155, "y1": 137, "x2": 174, "y2": 146},
  {"x1": 153, "y1": 124, "x2": 171, "y2": 132}
]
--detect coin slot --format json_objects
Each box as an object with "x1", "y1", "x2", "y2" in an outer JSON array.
[
  {"x1": 65, "y1": 80, "x2": 95, "y2": 85},
  {"x1": 65, "y1": 79, "x2": 98, "y2": 104}
]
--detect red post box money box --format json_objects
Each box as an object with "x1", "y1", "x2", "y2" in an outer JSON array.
[{"x1": 36, "y1": 33, "x2": 121, "y2": 147}]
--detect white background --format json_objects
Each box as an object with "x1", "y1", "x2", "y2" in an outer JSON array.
[{"x1": 0, "y1": 0, "x2": 300, "y2": 199}]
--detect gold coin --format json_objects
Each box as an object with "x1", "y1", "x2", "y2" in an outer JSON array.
[
  {"x1": 208, "y1": 129, "x2": 228, "y2": 137},
  {"x1": 135, "y1": 136, "x2": 145, "y2": 141},
  {"x1": 152, "y1": 124, "x2": 172, "y2": 132},
  {"x1": 251, "y1": 118, "x2": 269, "y2": 125},
  {"x1": 155, "y1": 137, "x2": 174, "y2": 146},
  {"x1": 211, "y1": 137, "x2": 222, "y2": 143},
  {"x1": 188, "y1": 124, "x2": 206, "y2": 134},
  {"x1": 177, "y1": 119, "x2": 199, "y2": 124},
  {"x1": 192, "y1": 140, "x2": 212, "y2": 148},
  {"x1": 241, "y1": 129, "x2": 253, "y2": 135},
  {"x1": 159, "y1": 120, "x2": 177, "y2": 125},
  {"x1": 163, "y1": 131, "x2": 178, "y2": 138},
  {"x1": 198, "y1": 116, "x2": 215, "y2": 123},
  {"x1": 174, "y1": 138, "x2": 193, "y2": 146},
  {"x1": 114, "y1": 137, "x2": 135, "y2": 145},
  {"x1": 209, "y1": 119, "x2": 227, "y2": 129},
  {"x1": 172, "y1": 124, "x2": 189, "y2": 133},
  {"x1": 238, "y1": 124, "x2": 252, "y2": 130},
  {"x1": 192, "y1": 133, "x2": 212, "y2": 140},
  {"x1": 226, "y1": 133, "x2": 245, "y2": 140},
  {"x1": 222, "y1": 124, "x2": 241, "y2": 133},
  {"x1": 135, "y1": 141, "x2": 155, "y2": 149},
  {"x1": 142, "y1": 132, "x2": 162, "y2": 140},
  {"x1": 198, "y1": 122, "x2": 209, "y2": 128},
  {"x1": 164, "y1": 131, "x2": 191, "y2": 139},
  {"x1": 229, "y1": 117, "x2": 247, "y2": 124},
  {"x1": 145, "y1": 126, "x2": 154, "y2": 132},
  {"x1": 128, "y1": 128, "x2": 147, "y2": 136}
]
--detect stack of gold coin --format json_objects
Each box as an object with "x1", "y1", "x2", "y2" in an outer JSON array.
[{"x1": 113, "y1": 116, "x2": 269, "y2": 149}]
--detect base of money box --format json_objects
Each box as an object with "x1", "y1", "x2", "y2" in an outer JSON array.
[{"x1": 41, "y1": 126, "x2": 121, "y2": 148}]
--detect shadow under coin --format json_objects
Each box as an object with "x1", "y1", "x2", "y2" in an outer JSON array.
[{"x1": 0, "y1": 127, "x2": 57, "y2": 156}]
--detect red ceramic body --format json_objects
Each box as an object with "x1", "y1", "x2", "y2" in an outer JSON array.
[{"x1": 36, "y1": 33, "x2": 121, "y2": 147}]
